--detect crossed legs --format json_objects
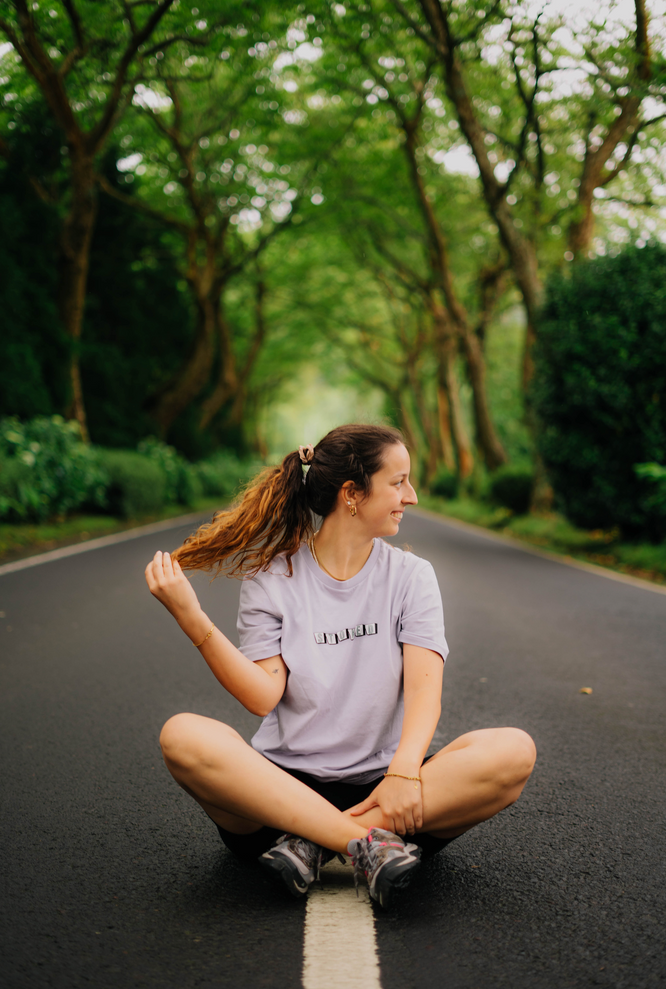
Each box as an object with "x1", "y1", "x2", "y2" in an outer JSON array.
[{"x1": 159, "y1": 714, "x2": 536, "y2": 854}]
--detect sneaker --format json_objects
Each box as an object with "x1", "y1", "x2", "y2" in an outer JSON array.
[
  {"x1": 259, "y1": 834, "x2": 343, "y2": 897},
  {"x1": 347, "y1": 827, "x2": 421, "y2": 909}
]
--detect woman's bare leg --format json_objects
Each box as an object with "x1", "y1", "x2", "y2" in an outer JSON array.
[
  {"x1": 346, "y1": 728, "x2": 536, "y2": 838},
  {"x1": 159, "y1": 713, "x2": 368, "y2": 854}
]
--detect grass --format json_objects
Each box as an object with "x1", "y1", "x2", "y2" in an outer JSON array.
[
  {"x1": 419, "y1": 495, "x2": 666, "y2": 586},
  {"x1": 0, "y1": 497, "x2": 224, "y2": 565}
]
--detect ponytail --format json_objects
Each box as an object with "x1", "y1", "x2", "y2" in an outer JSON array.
[
  {"x1": 173, "y1": 423, "x2": 404, "y2": 578},
  {"x1": 173, "y1": 450, "x2": 312, "y2": 578}
]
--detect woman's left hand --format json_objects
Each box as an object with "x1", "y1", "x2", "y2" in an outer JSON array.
[{"x1": 349, "y1": 775, "x2": 423, "y2": 837}]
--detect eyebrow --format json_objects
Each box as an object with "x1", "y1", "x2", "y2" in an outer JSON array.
[{"x1": 391, "y1": 472, "x2": 408, "y2": 480}]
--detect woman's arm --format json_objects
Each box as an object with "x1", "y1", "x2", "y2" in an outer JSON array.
[
  {"x1": 145, "y1": 550, "x2": 287, "y2": 716},
  {"x1": 350, "y1": 643, "x2": 443, "y2": 835}
]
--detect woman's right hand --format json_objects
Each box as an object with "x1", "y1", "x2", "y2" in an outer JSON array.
[{"x1": 145, "y1": 551, "x2": 202, "y2": 625}]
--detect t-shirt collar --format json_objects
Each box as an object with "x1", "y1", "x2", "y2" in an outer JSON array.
[{"x1": 300, "y1": 536, "x2": 382, "y2": 588}]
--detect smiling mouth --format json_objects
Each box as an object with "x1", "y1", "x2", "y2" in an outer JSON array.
[{"x1": 390, "y1": 512, "x2": 404, "y2": 521}]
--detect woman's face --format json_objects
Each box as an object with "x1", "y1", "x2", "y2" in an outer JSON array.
[{"x1": 358, "y1": 442, "x2": 418, "y2": 537}]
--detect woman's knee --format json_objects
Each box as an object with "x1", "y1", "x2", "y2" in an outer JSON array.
[
  {"x1": 159, "y1": 713, "x2": 238, "y2": 769},
  {"x1": 494, "y1": 727, "x2": 537, "y2": 791}
]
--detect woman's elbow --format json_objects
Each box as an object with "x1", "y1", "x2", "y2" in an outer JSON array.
[{"x1": 244, "y1": 692, "x2": 280, "y2": 718}]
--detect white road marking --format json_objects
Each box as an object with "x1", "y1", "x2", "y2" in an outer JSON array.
[
  {"x1": 302, "y1": 859, "x2": 381, "y2": 989},
  {"x1": 0, "y1": 510, "x2": 209, "y2": 578}
]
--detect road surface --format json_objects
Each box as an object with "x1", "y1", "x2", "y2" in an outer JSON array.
[{"x1": 1, "y1": 509, "x2": 665, "y2": 989}]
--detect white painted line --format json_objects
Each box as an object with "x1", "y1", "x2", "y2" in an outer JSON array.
[
  {"x1": 303, "y1": 860, "x2": 381, "y2": 989},
  {"x1": 411, "y1": 506, "x2": 666, "y2": 597},
  {"x1": 0, "y1": 509, "x2": 213, "y2": 578}
]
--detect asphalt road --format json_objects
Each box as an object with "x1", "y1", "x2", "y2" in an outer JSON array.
[{"x1": 1, "y1": 510, "x2": 665, "y2": 989}]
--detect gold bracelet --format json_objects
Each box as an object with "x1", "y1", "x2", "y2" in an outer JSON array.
[
  {"x1": 194, "y1": 623, "x2": 215, "y2": 648},
  {"x1": 384, "y1": 772, "x2": 421, "y2": 782}
]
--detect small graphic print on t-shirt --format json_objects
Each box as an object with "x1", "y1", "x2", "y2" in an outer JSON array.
[{"x1": 313, "y1": 623, "x2": 378, "y2": 645}]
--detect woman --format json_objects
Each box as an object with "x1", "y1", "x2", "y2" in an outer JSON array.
[{"x1": 146, "y1": 424, "x2": 536, "y2": 908}]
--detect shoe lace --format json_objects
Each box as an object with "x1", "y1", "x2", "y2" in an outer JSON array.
[
  {"x1": 276, "y1": 835, "x2": 344, "y2": 883},
  {"x1": 351, "y1": 831, "x2": 404, "y2": 895}
]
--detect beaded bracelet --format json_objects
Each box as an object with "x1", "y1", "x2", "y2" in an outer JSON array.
[{"x1": 384, "y1": 772, "x2": 421, "y2": 789}]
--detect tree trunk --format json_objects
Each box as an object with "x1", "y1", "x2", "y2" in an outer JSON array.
[
  {"x1": 417, "y1": 0, "x2": 544, "y2": 385},
  {"x1": 434, "y1": 312, "x2": 474, "y2": 479},
  {"x1": 150, "y1": 294, "x2": 218, "y2": 436},
  {"x1": 401, "y1": 121, "x2": 507, "y2": 469},
  {"x1": 58, "y1": 151, "x2": 97, "y2": 441},
  {"x1": 461, "y1": 329, "x2": 508, "y2": 470},
  {"x1": 199, "y1": 276, "x2": 268, "y2": 431},
  {"x1": 149, "y1": 226, "x2": 225, "y2": 435},
  {"x1": 568, "y1": 0, "x2": 650, "y2": 257},
  {"x1": 198, "y1": 302, "x2": 237, "y2": 431},
  {"x1": 436, "y1": 385, "x2": 457, "y2": 471}
]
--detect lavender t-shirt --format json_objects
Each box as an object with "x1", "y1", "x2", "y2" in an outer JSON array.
[{"x1": 237, "y1": 538, "x2": 448, "y2": 783}]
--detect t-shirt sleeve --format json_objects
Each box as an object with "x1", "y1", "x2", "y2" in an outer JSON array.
[
  {"x1": 237, "y1": 574, "x2": 283, "y2": 663},
  {"x1": 398, "y1": 560, "x2": 448, "y2": 662}
]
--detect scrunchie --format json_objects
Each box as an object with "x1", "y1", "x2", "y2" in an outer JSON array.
[{"x1": 298, "y1": 444, "x2": 314, "y2": 464}]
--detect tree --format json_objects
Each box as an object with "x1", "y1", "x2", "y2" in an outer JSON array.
[
  {"x1": 307, "y1": 1, "x2": 508, "y2": 474},
  {"x1": 390, "y1": 0, "x2": 662, "y2": 384},
  {"x1": 0, "y1": 0, "x2": 249, "y2": 438}
]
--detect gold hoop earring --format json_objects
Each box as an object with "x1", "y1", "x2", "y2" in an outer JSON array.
[{"x1": 348, "y1": 503, "x2": 357, "y2": 517}]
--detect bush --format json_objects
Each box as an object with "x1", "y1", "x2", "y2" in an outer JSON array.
[
  {"x1": 98, "y1": 450, "x2": 166, "y2": 518},
  {"x1": 532, "y1": 244, "x2": 666, "y2": 539},
  {"x1": 137, "y1": 437, "x2": 202, "y2": 506},
  {"x1": 488, "y1": 465, "x2": 534, "y2": 515},
  {"x1": 430, "y1": 467, "x2": 459, "y2": 500},
  {"x1": 634, "y1": 463, "x2": 666, "y2": 518},
  {"x1": 196, "y1": 450, "x2": 257, "y2": 500},
  {"x1": 0, "y1": 415, "x2": 108, "y2": 521}
]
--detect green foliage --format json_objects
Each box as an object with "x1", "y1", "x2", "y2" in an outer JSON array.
[
  {"x1": 0, "y1": 106, "x2": 69, "y2": 420},
  {"x1": 430, "y1": 467, "x2": 459, "y2": 500},
  {"x1": 488, "y1": 465, "x2": 535, "y2": 515},
  {"x1": 82, "y1": 157, "x2": 195, "y2": 449},
  {"x1": 634, "y1": 463, "x2": 666, "y2": 517},
  {"x1": 533, "y1": 244, "x2": 666, "y2": 538},
  {"x1": 137, "y1": 437, "x2": 203, "y2": 506},
  {"x1": 98, "y1": 449, "x2": 166, "y2": 519},
  {"x1": 196, "y1": 451, "x2": 258, "y2": 500},
  {"x1": 0, "y1": 415, "x2": 108, "y2": 521}
]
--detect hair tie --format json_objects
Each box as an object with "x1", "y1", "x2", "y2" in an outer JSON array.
[{"x1": 298, "y1": 444, "x2": 314, "y2": 464}]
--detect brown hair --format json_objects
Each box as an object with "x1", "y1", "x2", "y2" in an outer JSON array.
[{"x1": 173, "y1": 423, "x2": 404, "y2": 577}]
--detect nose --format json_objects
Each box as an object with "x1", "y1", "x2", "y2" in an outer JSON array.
[{"x1": 403, "y1": 481, "x2": 418, "y2": 505}]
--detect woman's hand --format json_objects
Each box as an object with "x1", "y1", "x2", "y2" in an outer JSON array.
[
  {"x1": 145, "y1": 551, "x2": 203, "y2": 627},
  {"x1": 349, "y1": 775, "x2": 424, "y2": 837}
]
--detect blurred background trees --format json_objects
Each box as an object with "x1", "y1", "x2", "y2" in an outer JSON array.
[{"x1": 1, "y1": 0, "x2": 665, "y2": 540}]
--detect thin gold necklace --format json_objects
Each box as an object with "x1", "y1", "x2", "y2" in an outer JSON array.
[{"x1": 308, "y1": 532, "x2": 373, "y2": 581}]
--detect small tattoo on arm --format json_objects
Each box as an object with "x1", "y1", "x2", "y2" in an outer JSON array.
[{"x1": 272, "y1": 668, "x2": 279, "y2": 674}]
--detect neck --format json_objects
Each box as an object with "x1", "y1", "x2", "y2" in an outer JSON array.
[{"x1": 313, "y1": 512, "x2": 375, "y2": 581}]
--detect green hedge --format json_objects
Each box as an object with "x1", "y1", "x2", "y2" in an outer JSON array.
[
  {"x1": 488, "y1": 465, "x2": 535, "y2": 515},
  {"x1": 0, "y1": 415, "x2": 107, "y2": 521},
  {"x1": 532, "y1": 244, "x2": 666, "y2": 540},
  {"x1": 0, "y1": 416, "x2": 257, "y2": 523},
  {"x1": 97, "y1": 449, "x2": 166, "y2": 519}
]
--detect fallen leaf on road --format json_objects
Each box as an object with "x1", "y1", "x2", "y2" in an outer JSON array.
[{"x1": 579, "y1": 687, "x2": 593, "y2": 694}]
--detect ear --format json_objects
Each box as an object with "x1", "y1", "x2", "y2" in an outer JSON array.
[{"x1": 340, "y1": 480, "x2": 356, "y2": 510}]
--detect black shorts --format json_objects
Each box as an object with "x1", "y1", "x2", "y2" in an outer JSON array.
[{"x1": 215, "y1": 758, "x2": 456, "y2": 861}]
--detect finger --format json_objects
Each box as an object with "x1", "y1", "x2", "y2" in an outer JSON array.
[
  {"x1": 144, "y1": 563, "x2": 156, "y2": 591},
  {"x1": 163, "y1": 551, "x2": 174, "y2": 578},
  {"x1": 349, "y1": 796, "x2": 377, "y2": 817}
]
